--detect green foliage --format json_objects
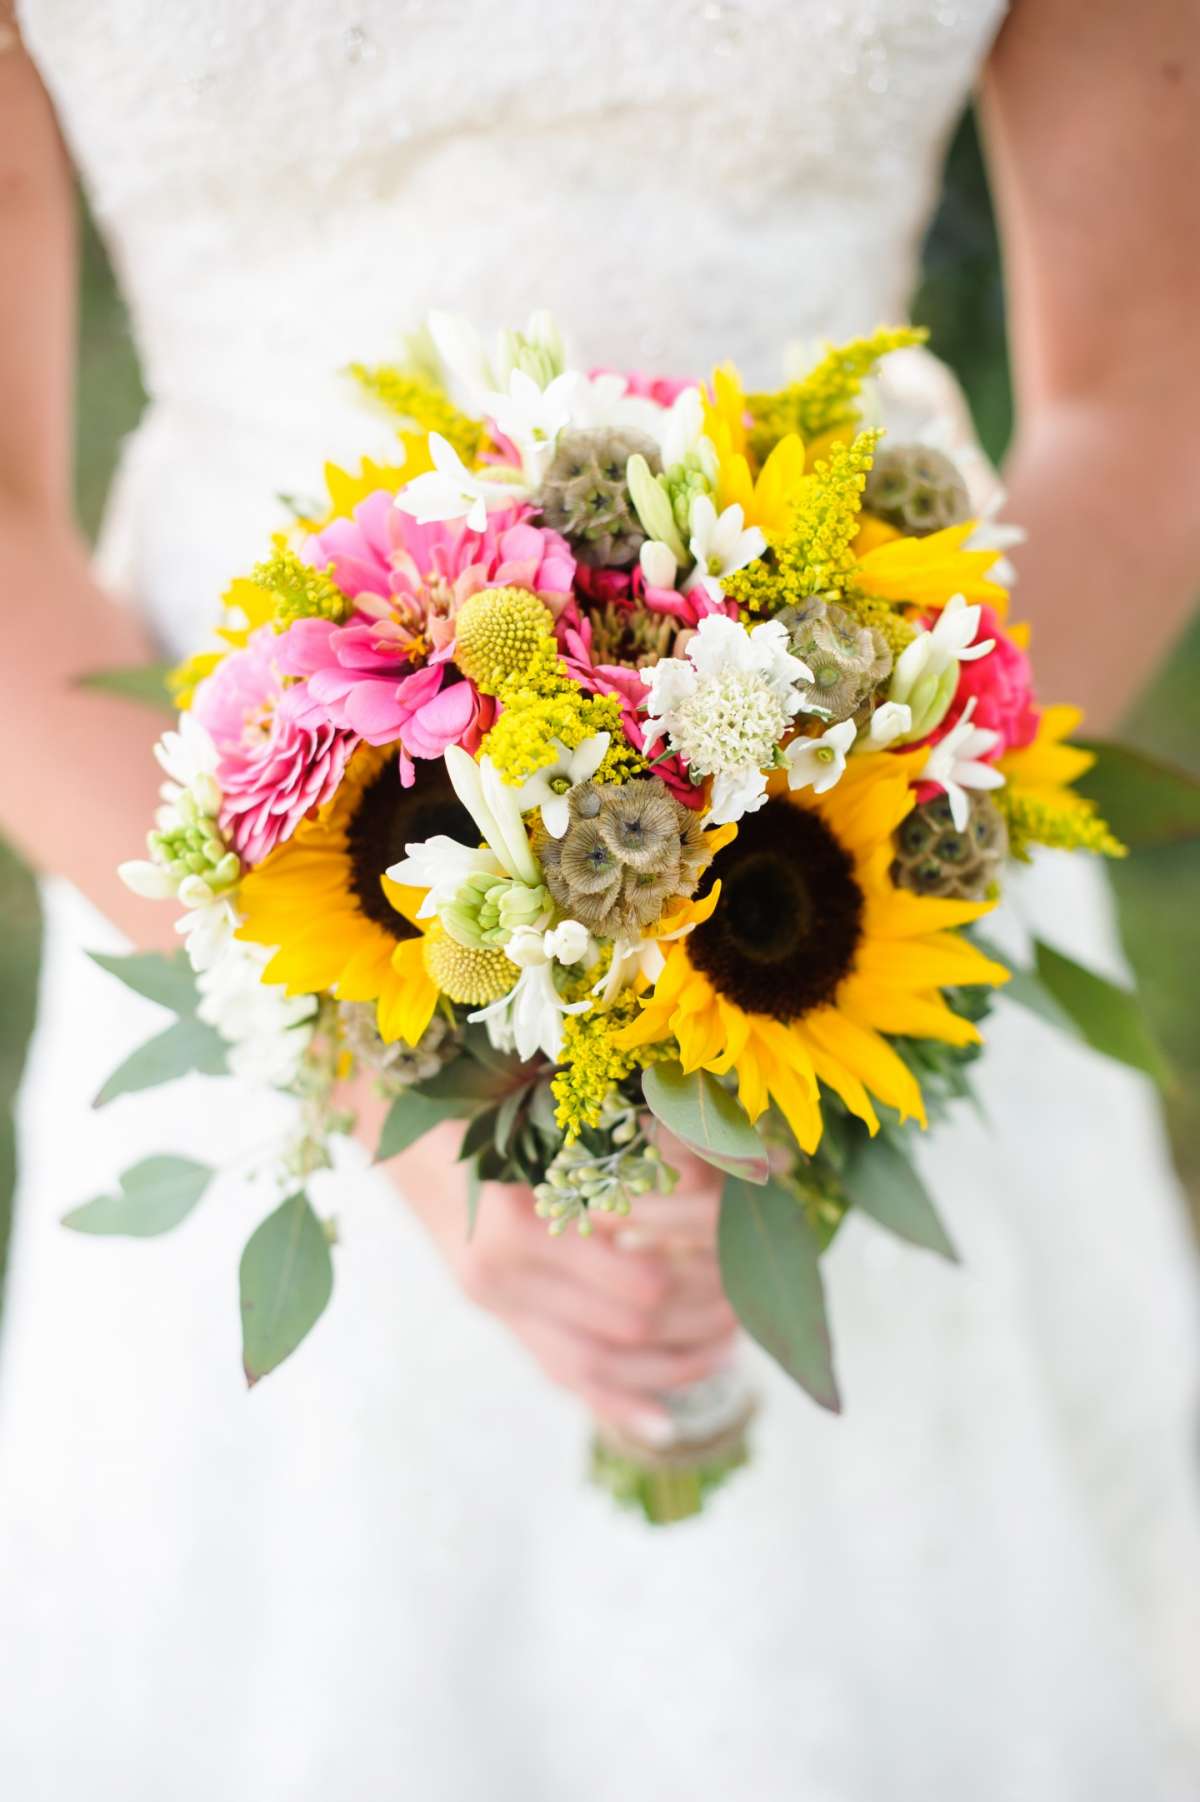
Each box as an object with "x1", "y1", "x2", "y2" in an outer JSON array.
[
  {"x1": 642, "y1": 1064, "x2": 769, "y2": 1183},
  {"x1": 1076, "y1": 740, "x2": 1200, "y2": 850},
  {"x1": 841, "y1": 1130, "x2": 957, "y2": 1261},
  {"x1": 76, "y1": 664, "x2": 174, "y2": 709},
  {"x1": 0, "y1": 843, "x2": 42, "y2": 1309},
  {"x1": 718, "y1": 1174, "x2": 839, "y2": 1411},
  {"x1": 1032, "y1": 941, "x2": 1170, "y2": 1086},
  {"x1": 375, "y1": 1088, "x2": 471, "y2": 1163},
  {"x1": 89, "y1": 950, "x2": 228, "y2": 1105},
  {"x1": 239, "y1": 1191, "x2": 334, "y2": 1385},
  {"x1": 63, "y1": 1155, "x2": 214, "y2": 1237}
]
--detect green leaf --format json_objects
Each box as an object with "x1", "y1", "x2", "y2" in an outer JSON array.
[
  {"x1": 93, "y1": 1014, "x2": 228, "y2": 1106},
  {"x1": 643, "y1": 1064, "x2": 770, "y2": 1184},
  {"x1": 494, "y1": 1085, "x2": 525, "y2": 1156},
  {"x1": 239, "y1": 1191, "x2": 333, "y2": 1386},
  {"x1": 63, "y1": 1154, "x2": 214, "y2": 1237},
  {"x1": 1033, "y1": 940, "x2": 1170, "y2": 1086},
  {"x1": 458, "y1": 1109, "x2": 499, "y2": 1162},
  {"x1": 1076, "y1": 739, "x2": 1200, "y2": 849},
  {"x1": 842, "y1": 1130, "x2": 956, "y2": 1261},
  {"x1": 465, "y1": 1160, "x2": 482, "y2": 1239},
  {"x1": 88, "y1": 948, "x2": 201, "y2": 1016},
  {"x1": 375, "y1": 1088, "x2": 465, "y2": 1163},
  {"x1": 718, "y1": 1175, "x2": 839, "y2": 1410},
  {"x1": 415, "y1": 1058, "x2": 519, "y2": 1106},
  {"x1": 77, "y1": 663, "x2": 174, "y2": 709}
]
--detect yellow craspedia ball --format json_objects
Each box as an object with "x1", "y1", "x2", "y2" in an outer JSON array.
[
  {"x1": 453, "y1": 585, "x2": 555, "y2": 694},
  {"x1": 422, "y1": 924, "x2": 519, "y2": 1006}
]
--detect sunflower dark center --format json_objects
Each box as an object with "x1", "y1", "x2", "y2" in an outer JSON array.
[
  {"x1": 688, "y1": 798, "x2": 864, "y2": 1021},
  {"x1": 345, "y1": 759, "x2": 475, "y2": 936}
]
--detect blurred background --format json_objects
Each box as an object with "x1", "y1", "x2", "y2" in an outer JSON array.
[{"x1": 1, "y1": 109, "x2": 1197, "y2": 1307}]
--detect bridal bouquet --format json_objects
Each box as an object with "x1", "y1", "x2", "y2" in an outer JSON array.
[{"x1": 80, "y1": 314, "x2": 1129, "y2": 1520}]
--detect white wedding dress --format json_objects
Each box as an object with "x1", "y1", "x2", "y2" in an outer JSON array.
[{"x1": 4, "y1": 3, "x2": 1200, "y2": 1797}]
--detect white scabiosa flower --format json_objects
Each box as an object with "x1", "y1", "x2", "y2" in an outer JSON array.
[
  {"x1": 784, "y1": 718, "x2": 857, "y2": 795},
  {"x1": 640, "y1": 614, "x2": 814, "y2": 825},
  {"x1": 920, "y1": 697, "x2": 1006, "y2": 830}
]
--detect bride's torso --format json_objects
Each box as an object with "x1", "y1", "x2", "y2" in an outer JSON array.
[{"x1": 19, "y1": 0, "x2": 1007, "y2": 652}]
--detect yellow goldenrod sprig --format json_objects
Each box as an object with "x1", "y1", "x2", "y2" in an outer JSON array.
[
  {"x1": 348, "y1": 362, "x2": 484, "y2": 462},
  {"x1": 997, "y1": 789, "x2": 1127, "y2": 862},
  {"x1": 253, "y1": 548, "x2": 351, "y2": 628},
  {"x1": 746, "y1": 325, "x2": 926, "y2": 458},
  {"x1": 726, "y1": 429, "x2": 881, "y2": 614}
]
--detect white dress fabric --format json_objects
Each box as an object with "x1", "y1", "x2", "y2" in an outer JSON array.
[{"x1": 4, "y1": 3, "x2": 1200, "y2": 1797}]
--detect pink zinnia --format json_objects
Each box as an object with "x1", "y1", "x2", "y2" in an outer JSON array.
[
  {"x1": 284, "y1": 494, "x2": 572, "y2": 776},
  {"x1": 193, "y1": 630, "x2": 355, "y2": 865},
  {"x1": 303, "y1": 491, "x2": 576, "y2": 652}
]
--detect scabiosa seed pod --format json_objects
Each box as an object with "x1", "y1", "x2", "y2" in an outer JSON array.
[
  {"x1": 338, "y1": 1003, "x2": 458, "y2": 1089},
  {"x1": 778, "y1": 598, "x2": 892, "y2": 723},
  {"x1": 863, "y1": 443, "x2": 972, "y2": 537},
  {"x1": 891, "y1": 792, "x2": 1008, "y2": 902},
  {"x1": 537, "y1": 781, "x2": 717, "y2": 937},
  {"x1": 537, "y1": 427, "x2": 662, "y2": 568}
]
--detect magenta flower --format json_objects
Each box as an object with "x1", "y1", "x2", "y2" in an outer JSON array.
[
  {"x1": 933, "y1": 607, "x2": 1039, "y2": 757},
  {"x1": 304, "y1": 491, "x2": 575, "y2": 652},
  {"x1": 192, "y1": 630, "x2": 355, "y2": 865}
]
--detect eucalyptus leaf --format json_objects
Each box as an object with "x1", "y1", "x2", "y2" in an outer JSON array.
[
  {"x1": 1033, "y1": 940, "x2": 1170, "y2": 1086},
  {"x1": 94, "y1": 1015, "x2": 228, "y2": 1107},
  {"x1": 1076, "y1": 739, "x2": 1200, "y2": 849},
  {"x1": 643, "y1": 1064, "x2": 770, "y2": 1184},
  {"x1": 63, "y1": 1154, "x2": 214, "y2": 1237},
  {"x1": 77, "y1": 663, "x2": 174, "y2": 709},
  {"x1": 239, "y1": 1191, "x2": 333, "y2": 1386},
  {"x1": 88, "y1": 949, "x2": 201, "y2": 1017},
  {"x1": 842, "y1": 1130, "x2": 956, "y2": 1261},
  {"x1": 718, "y1": 1175, "x2": 839, "y2": 1411},
  {"x1": 375, "y1": 1089, "x2": 466, "y2": 1163}
]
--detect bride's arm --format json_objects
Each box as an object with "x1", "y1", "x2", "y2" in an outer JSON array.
[
  {"x1": 0, "y1": 23, "x2": 734, "y2": 1423},
  {"x1": 0, "y1": 26, "x2": 169, "y2": 942},
  {"x1": 980, "y1": 0, "x2": 1199, "y2": 731}
]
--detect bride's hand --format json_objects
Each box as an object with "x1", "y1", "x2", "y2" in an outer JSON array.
[{"x1": 390, "y1": 1118, "x2": 737, "y2": 1440}]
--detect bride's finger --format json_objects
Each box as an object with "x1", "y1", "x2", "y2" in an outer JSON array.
[
  {"x1": 506, "y1": 1268, "x2": 737, "y2": 1351},
  {"x1": 512, "y1": 1314, "x2": 735, "y2": 1400}
]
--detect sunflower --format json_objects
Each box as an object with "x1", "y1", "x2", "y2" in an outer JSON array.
[
  {"x1": 236, "y1": 744, "x2": 476, "y2": 1045},
  {"x1": 615, "y1": 754, "x2": 1009, "y2": 1152},
  {"x1": 854, "y1": 520, "x2": 1010, "y2": 614}
]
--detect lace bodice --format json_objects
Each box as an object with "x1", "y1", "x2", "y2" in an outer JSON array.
[{"x1": 19, "y1": 0, "x2": 1008, "y2": 650}]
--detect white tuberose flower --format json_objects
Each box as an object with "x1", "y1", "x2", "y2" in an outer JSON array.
[
  {"x1": 686, "y1": 495, "x2": 767, "y2": 600},
  {"x1": 866, "y1": 701, "x2": 913, "y2": 749},
  {"x1": 514, "y1": 732, "x2": 610, "y2": 838},
  {"x1": 469, "y1": 925, "x2": 591, "y2": 1061},
  {"x1": 921, "y1": 696, "x2": 1005, "y2": 830},
  {"x1": 784, "y1": 718, "x2": 857, "y2": 795},
  {"x1": 483, "y1": 369, "x2": 579, "y2": 483},
  {"x1": 387, "y1": 746, "x2": 539, "y2": 907},
  {"x1": 641, "y1": 614, "x2": 814, "y2": 825},
  {"x1": 889, "y1": 593, "x2": 994, "y2": 705},
  {"x1": 393, "y1": 433, "x2": 527, "y2": 533}
]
